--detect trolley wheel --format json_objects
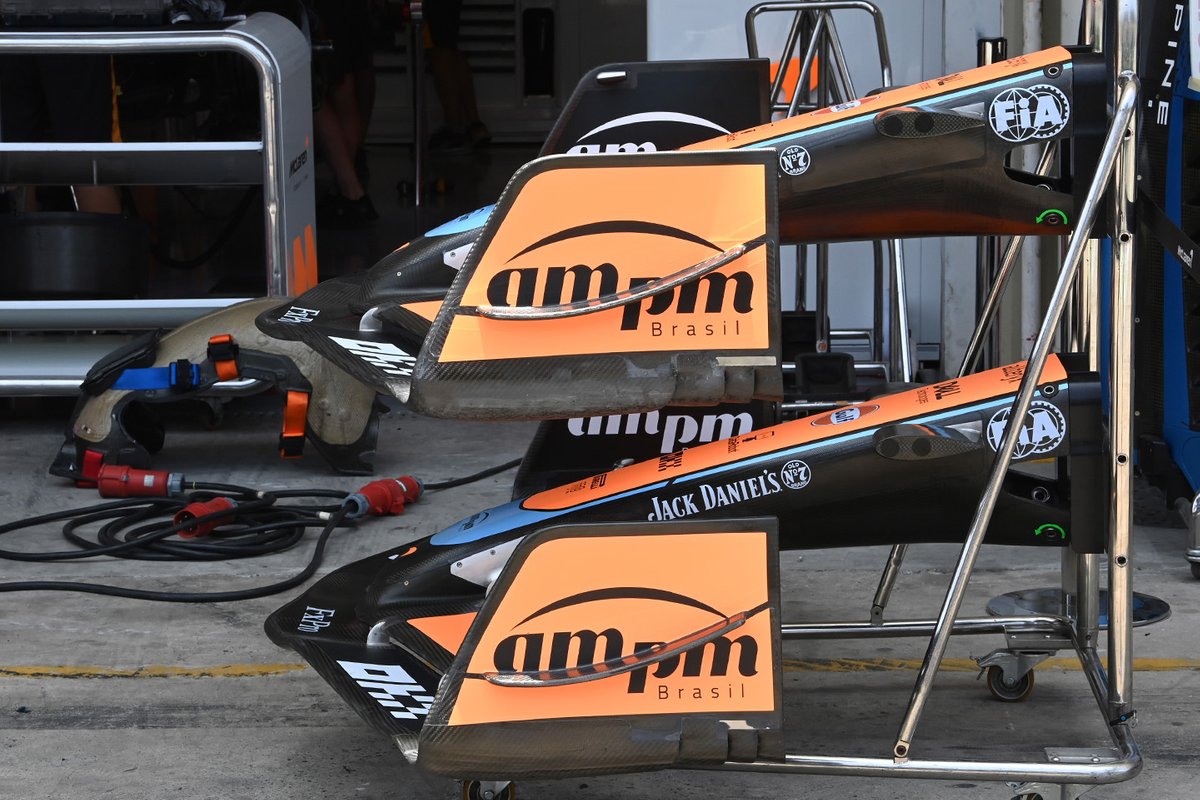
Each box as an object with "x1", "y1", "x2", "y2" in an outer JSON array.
[
  {"x1": 461, "y1": 781, "x2": 516, "y2": 800},
  {"x1": 1012, "y1": 794, "x2": 1045, "y2": 800},
  {"x1": 1190, "y1": 562, "x2": 1200, "y2": 580},
  {"x1": 986, "y1": 664, "x2": 1035, "y2": 702}
]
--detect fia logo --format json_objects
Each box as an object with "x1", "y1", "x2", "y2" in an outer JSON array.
[
  {"x1": 985, "y1": 400, "x2": 1066, "y2": 459},
  {"x1": 988, "y1": 84, "x2": 1070, "y2": 142},
  {"x1": 778, "y1": 145, "x2": 811, "y2": 176}
]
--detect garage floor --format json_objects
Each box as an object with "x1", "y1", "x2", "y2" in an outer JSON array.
[{"x1": 2, "y1": 394, "x2": 1198, "y2": 800}]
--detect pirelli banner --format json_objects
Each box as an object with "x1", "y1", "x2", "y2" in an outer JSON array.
[{"x1": 409, "y1": 150, "x2": 782, "y2": 419}]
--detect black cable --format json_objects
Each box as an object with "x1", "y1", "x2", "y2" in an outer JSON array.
[
  {"x1": 0, "y1": 481, "x2": 346, "y2": 602},
  {"x1": 141, "y1": 187, "x2": 260, "y2": 270},
  {"x1": 424, "y1": 458, "x2": 522, "y2": 491},
  {"x1": 0, "y1": 459, "x2": 522, "y2": 602},
  {"x1": 0, "y1": 508, "x2": 348, "y2": 603}
]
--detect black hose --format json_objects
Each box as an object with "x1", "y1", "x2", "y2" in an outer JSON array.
[{"x1": 0, "y1": 459, "x2": 522, "y2": 602}]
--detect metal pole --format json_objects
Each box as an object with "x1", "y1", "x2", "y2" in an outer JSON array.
[
  {"x1": 1107, "y1": 0, "x2": 1139, "y2": 718},
  {"x1": 870, "y1": 543, "x2": 908, "y2": 623},
  {"x1": 974, "y1": 38, "x2": 1007, "y2": 370},
  {"x1": 890, "y1": 76, "x2": 1140, "y2": 761},
  {"x1": 789, "y1": 14, "x2": 826, "y2": 118},
  {"x1": 872, "y1": 240, "x2": 885, "y2": 363},
  {"x1": 891, "y1": 239, "x2": 913, "y2": 382},
  {"x1": 1070, "y1": 0, "x2": 1108, "y2": 653},
  {"x1": 411, "y1": 1, "x2": 425, "y2": 208}
]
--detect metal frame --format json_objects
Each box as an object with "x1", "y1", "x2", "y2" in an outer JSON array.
[
  {"x1": 712, "y1": 1, "x2": 1144, "y2": 793},
  {"x1": 0, "y1": 13, "x2": 315, "y2": 394},
  {"x1": 745, "y1": 1, "x2": 912, "y2": 386},
  {"x1": 684, "y1": 74, "x2": 1144, "y2": 793}
]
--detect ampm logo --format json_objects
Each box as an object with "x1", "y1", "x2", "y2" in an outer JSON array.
[
  {"x1": 485, "y1": 221, "x2": 755, "y2": 332},
  {"x1": 565, "y1": 112, "x2": 730, "y2": 155},
  {"x1": 491, "y1": 587, "x2": 763, "y2": 695}
]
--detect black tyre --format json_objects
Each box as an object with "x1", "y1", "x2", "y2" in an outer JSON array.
[
  {"x1": 986, "y1": 664, "x2": 1035, "y2": 702},
  {"x1": 1190, "y1": 562, "x2": 1200, "y2": 580}
]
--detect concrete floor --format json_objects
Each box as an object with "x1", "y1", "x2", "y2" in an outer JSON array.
[{"x1": 1, "y1": 398, "x2": 1198, "y2": 800}]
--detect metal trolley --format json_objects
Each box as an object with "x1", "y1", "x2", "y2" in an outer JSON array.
[{"x1": 694, "y1": 2, "x2": 1147, "y2": 798}]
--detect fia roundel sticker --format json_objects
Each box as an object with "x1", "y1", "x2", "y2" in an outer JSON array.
[
  {"x1": 985, "y1": 399, "x2": 1066, "y2": 459},
  {"x1": 779, "y1": 145, "x2": 811, "y2": 176},
  {"x1": 988, "y1": 84, "x2": 1070, "y2": 143}
]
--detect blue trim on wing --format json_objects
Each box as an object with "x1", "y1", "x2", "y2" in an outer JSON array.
[{"x1": 423, "y1": 205, "x2": 495, "y2": 237}]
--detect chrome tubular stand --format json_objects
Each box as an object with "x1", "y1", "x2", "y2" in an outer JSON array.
[
  {"x1": 700, "y1": 0, "x2": 1150, "y2": 785},
  {"x1": 696, "y1": 70, "x2": 1145, "y2": 797}
]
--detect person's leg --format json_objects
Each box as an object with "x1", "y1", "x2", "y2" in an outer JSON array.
[
  {"x1": 326, "y1": 72, "x2": 364, "y2": 163},
  {"x1": 313, "y1": 101, "x2": 377, "y2": 227},
  {"x1": 428, "y1": 46, "x2": 472, "y2": 131},
  {"x1": 425, "y1": 0, "x2": 483, "y2": 150},
  {"x1": 354, "y1": 65, "x2": 375, "y2": 150},
  {"x1": 314, "y1": 101, "x2": 365, "y2": 200}
]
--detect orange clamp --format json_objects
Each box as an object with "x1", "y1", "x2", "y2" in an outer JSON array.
[
  {"x1": 279, "y1": 390, "x2": 309, "y2": 458},
  {"x1": 207, "y1": 334, "x2": 241, "y2": 382}
]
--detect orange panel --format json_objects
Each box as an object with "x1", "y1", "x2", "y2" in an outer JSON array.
[
  {"x1": 400, "y1": 300, "x2": 445, "y2": 323},
  {"x1": 439, "y1": 162, "x2": 771, "y2": 362},
  {"x1": 449, "y1": 530, "x2": 773, "y2": 726},
  {"x1": 409, "y1": 612, "x2": 477, "y2": 656}
]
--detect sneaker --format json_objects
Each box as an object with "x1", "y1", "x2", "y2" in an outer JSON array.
[{"x1": 318, "y1": 193, "x2": 379, "y2": 229}]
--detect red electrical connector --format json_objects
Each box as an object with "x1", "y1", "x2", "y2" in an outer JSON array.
[
  {"x1": 343, "y1": 476, "x2": 423, "y2": 519},
  {"x1": 174, "y1": 497, "x2": 237, "y2": 538},
  {"x1": 97, "y1": 465, "x2": 184, "y2": 498}
]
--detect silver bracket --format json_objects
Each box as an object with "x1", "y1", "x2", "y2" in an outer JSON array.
[
  {"x1": 1045, "y1": 747, "x2": 1123, "y2": 765},
  {"x1": 393, "y1": 733, "x2": 419, "y2": 765},
  {"x1": 976, "y1": 648, "x2": 1051, "y2": 684},
  {"x1": 1003, "y1": 628, "x2": 1074, "y2": 654}
]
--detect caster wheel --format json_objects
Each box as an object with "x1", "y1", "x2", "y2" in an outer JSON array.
[
  {"x1": 462, "y1": 781, "x2": 515, "y2": 800},
  {"x1": 1012, "y1": 794, "x2": 1044, "y2": 800},
  {"x1": 986, "y1": 665, "x2": 1035, "y2": 702},
  {"x1": 1190, "y1": 562, "x2": 1200, "y2": 580}
]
